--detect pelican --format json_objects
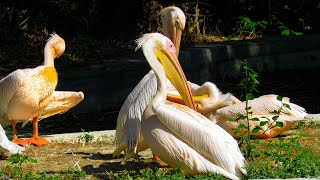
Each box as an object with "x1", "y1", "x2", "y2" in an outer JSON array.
[
  {"x1": 113, "y1": 6, "x2": 233, "y2": 162},
  {"x1": 0, "y1": 33, "x2": 65, "y2": 146},
  {"x1": 212, "y1": 94, "x2": 308, "y2": 139},
  {"x1": 137, "y1": 32, "x2": 246, "y2": 179},
  {"x1": 167, "y1": 81, "x2": 238, "y2": 118},
  {"x1": 0, "y1": 124, "x2": 25, "y2": 156},
  {"x1": 113, "y1": 6, "x2": 187, "y2": 161}
]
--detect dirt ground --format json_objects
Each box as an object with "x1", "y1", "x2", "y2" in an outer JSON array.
[
  {"x1": 0, "y1": 130, "x2": 164, "y2": 179},
  {"x1": 0, "y1": 124, "x2": 319, "y2": 179}
]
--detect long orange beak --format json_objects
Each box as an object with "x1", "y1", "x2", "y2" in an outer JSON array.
[
  {"x1": 173, "y1": 28, "x2": 182, "y2": 56},
  {"x1": 154, "y1": 49, "x2": 196, "y2": 111}
]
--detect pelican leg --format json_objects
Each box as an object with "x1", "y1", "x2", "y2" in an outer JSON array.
[
  {"x1": 152, "y1": 153, "x2": 169, "y2": 167},
  {"x1": 26, "y1": 117, "x2": 48, "y2": 146},
  {"x1": 11, "y1": 120, "x2": 29, "y2": 146}
]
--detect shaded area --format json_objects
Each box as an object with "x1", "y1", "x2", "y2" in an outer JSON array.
[{"x1": 216, "y1": 68, "x2": 320, "y2": 114}]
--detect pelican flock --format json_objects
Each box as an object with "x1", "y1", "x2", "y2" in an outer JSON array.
[
  {"x1": 113, "y1": 6, "x2": 189, "y2": 162},
  {"x1": 136, "y1": 32, "x2": 247, "y2": 179},
  {"x1": 0, "y1": 4, "x2": 311, "y2": 180}
]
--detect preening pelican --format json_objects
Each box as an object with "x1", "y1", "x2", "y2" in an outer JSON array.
[
  {"x1": 0, "y1": 33, "x2": 65, "y2": 146},
  {"x1": 0, "y1": 124, "x2": 25, "y2": 156},
  {"x1": 167, "y1": 81, "x2": 238, "y2": 117},
  {"x1": 113, "y1": 6, "x2": 187, "y2": 161},
  {"x1": 137, "y1": 33, "x2": 246, "y2": 179},
  {"x1": 212, "y1": 94, "x2": 308, "y2": 139}
]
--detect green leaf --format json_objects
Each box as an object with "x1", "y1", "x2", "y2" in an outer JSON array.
[
  {"x1": 276, "y1": 95, "x2": 283, "y2": 101},
  {"x1": 304, "y1": 26, "x2": 312, "y2": 30},
  {"x1": 281, "y1": 29, "x2": 290, "y2": 36},
  {"x1": 246, "y1": 93, "x2": 254, "y2": 100},
  {"x1": 278, "y1": 137, "x2": 284, "y2": 142},
  {"x1": 272, "y1": 116, "x2": 279, "y2": 121},
  {"x1": 260, "y1": 121, "x2": 268, "y2": 126},
  {"x1": 251, "y1": 117, "x2": 260, "y2": 121},
  {"x1": 276, "y1": 121, "x2": 284, "y2": 127},
  {"x1": 284, "y1": 103, "x2": 291, "y2": 110},
  {"x1": 237, "y1": 114, "x2": 247, "y2": 120},
  {"x1": 252, "y1": 126, "x2": 262, "y2": 133},
  {"x1": 228, "y1": 118, "x2": 236, "y2": 122},
  {"x1": 238, "y1": 124, "x2": 247, "y2": 129}
]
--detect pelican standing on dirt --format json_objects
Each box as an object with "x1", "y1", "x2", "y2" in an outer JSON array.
[
  {"x1": 113, "y1": 6, "x2": 187, "y2": 161},
  {"x1": 137, "y1": 32, "x2": 247, "y2": 179},
  {"x1": 0, "y1": 33, "x2": 66, "y2": 146}
]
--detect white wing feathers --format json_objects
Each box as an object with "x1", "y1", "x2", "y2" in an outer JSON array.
[
  {"x1": 0, "y1": 125, "x2": 25, "y2": 154},
  {"x1": 113, "y1": 70, "x2": 157, "y2": 157},
  {"x1": 21, "y1": 91, "x2": 84, "y2": 127},
  {"x1": 216, "y1": 94, "x2": 307, "y2": 120},
  {"x1": 153, "y1": 103, "x2": 247, "y2": 178},
  {"x1": 39, "y1": 91, "x2": 84, "y2": 120}
]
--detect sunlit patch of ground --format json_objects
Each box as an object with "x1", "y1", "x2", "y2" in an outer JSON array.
[{"x1": 1, "y1": 123, "x2": 319, "y2": 179}]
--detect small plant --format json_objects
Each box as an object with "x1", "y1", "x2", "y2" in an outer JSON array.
[
  {"x1": 228, "y1": 59, "x2": 260, "y2": 158},
  {"x1": 6, "y1": 154, "x2": 37, "y2": 179},
  {"x1": 231, "y1": 16, "x2": 268, "y2": 40},
  {"x1": 229, "y1": 60, "x2": 286, "y2": 159},
  {"x1": 78, "y1": 128, "x2": 94, "y2": 146}
]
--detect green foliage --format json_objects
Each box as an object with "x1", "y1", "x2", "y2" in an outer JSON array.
[
  {"x1": 238, "y1": 59, "x2": 259, "y2": 99},
  {"x1": 6, "y1": 154, "x2": 37, "y2": 179},
  {"x1": 230, "y1": 60, "x2": 293, "y2": 159},
  {"x1": 231, "y1": 16, "x2": 268, "y2": 39},
  {"x1": 110, "y1": 167, "x2": 227, "y2": 180},
  {"x1": 78, "y1": 128, "x2": 94, "y2": 146},
  {"x1": 248, "y1": 136, "x2": 320, "y2": 179},
  {"x1": 135, "y1": 0, "x2": 163, "y2": 38}
]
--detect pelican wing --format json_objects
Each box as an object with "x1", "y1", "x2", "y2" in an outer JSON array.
[
  {"x1": 113, "y1": 70, "x2": 157, "y2": 157},
  {"x1": 20, "y1": 91, "x2": 84, "y2": 127},
  {"x1": 216, "y1": 94, "x2": 307, "y2": 120},
  {"x1": 153, "y1": 103, "x2": 246, "y2": 177},
  {"x1": 0, "y1": 125, "x2": 25, "y2": 154},
  {"x1": 39, "y1": 91, "x2": 84, "y2": 119}
]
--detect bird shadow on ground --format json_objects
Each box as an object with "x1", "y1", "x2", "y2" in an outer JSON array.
[{"x1": 80, "y1": 152, "x2": 165, "y2": 177}]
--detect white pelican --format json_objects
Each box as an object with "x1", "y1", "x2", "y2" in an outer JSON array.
[
  {"x1": 137, "y1": 32, "x2": 246, "y2": 179},
  {"x1": 113, "y1": 6, "x2": 187, "y2": 161},
  {"x1": 212, "y1": 94, "x2": 308, "y2": 139},
  {"x1": 113, "y1": 6, "x2": 233, "y2": 161},
  {"x1": 0, "y1": 33, "x2": 65, "y2": 146},
  {"x1": 167, "y1": 81, "x2": 238, "y2": 118},
  {"x1": 167, "y1": 83, "x2": 308, "y2": 138},
  {"x1": 0, "y1": 124, "x2": 25, "y2": 156}
]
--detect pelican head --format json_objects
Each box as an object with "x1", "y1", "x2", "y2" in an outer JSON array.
[
  {"x1": 43, "y1": 33, "x2": 65, "y2": 66},
  {"x1": 46, "y1": 33, "x2": 65, "y2": 59},
  {"x1": 135, "y1": 33, "x2": 196, "y2": 110},
  {"x1": 160, "y1": 6, "x2": 186, "y2": 55}
]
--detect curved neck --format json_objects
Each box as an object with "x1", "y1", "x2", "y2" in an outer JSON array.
[
  {"x1": 143, "y1": 48, "x2": 167, "y2": 107},
  {"x1": 43, "y1": 43, "x2": 55, "y2": 66}
]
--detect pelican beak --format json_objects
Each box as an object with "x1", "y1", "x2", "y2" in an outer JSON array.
[
  {"x1": 154, "y1": 49, "x2": 196, "y2": 111},
  {"x1": 174, "y1": 28, "x2": 182, "y2": 56}
]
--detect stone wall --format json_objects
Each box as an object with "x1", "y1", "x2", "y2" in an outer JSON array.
[{"x1": 57, "y1": 34, "x2": 320, "y2": 114}]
